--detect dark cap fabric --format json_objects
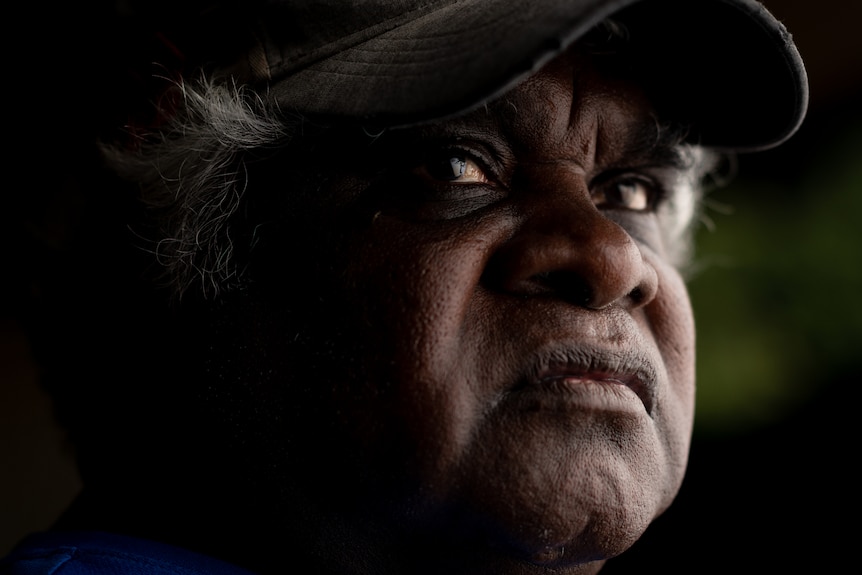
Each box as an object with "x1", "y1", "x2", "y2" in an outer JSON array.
[{"x1": 168, "y1": 0, "x2": 810, "y2": 152}]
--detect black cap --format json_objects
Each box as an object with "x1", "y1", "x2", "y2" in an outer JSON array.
[{"x1": 142, "y1": 0, "x2": 811, "y2": 152}]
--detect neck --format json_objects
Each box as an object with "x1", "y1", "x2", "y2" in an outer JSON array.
[{"x1": 54, "y1": 482, "x2": 609, "y2": 575}]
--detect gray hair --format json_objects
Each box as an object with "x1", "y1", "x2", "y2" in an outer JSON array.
[
  {"x1": 657, "y1": 143, "x2": 722, "y2": 272},
  {"x1": 101, "y1": 74, "x2": 721, "y2": 300},
  {"x1": 101, "y1": 76, "x2": 294, "y2": 300}
]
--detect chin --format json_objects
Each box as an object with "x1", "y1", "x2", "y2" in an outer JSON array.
[{"x1": 392, "y1": 414, "x2": 684, "y2": 574}]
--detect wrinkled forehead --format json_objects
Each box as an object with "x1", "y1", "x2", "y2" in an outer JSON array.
[
  {"x1": 493, "y1": 46, "x2": 656, "y2": 148},
  {"x1": 382, "y1": 43, "x2": 681, "y2": 163}
]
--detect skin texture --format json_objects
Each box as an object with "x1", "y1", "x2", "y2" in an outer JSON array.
[
  {"x1": 194, "y1": 45, "x2": 696, "y2": 574},
  {"x1": 56, "y1": 43, "x2": 696, "y2": 575}
]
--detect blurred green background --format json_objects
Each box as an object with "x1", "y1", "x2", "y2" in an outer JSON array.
[
  {"x1": 2, "y1": 0, "x2": 860, "y2": 571},
  {"x1": 690, "y1": 110, "x2": 862, "y2": 436}
]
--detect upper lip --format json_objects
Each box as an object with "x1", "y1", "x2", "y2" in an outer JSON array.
[{"x1": 513, "y1": 343, "x2": 660, "y2": 415}]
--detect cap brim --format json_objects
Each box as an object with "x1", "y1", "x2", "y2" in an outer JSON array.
[{"x1": 263, "y1": 0, "x2": 808, "y2": 152}]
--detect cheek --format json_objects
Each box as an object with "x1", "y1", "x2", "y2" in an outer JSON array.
[
  {"x1": 336, "y1": 213, "x2": 510, "y2": 491},
  {"x1": 645, "y1": 257, "x2": 697, "y2": 495},
  {"x1": 653, "y1": 264, "x2": 696, "y2": 414}
]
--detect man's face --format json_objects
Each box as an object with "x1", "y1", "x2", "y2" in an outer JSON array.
[{"x1": 228, "y1": 44, "x2": 697, "y2": 573}]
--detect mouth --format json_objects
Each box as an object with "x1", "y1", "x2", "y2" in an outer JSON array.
[{"x1": 511, "y1": 345, "x2": 659, "y2": 416}]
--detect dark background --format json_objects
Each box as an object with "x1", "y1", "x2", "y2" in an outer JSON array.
[{"x1": 2, "y1": 0, "x2": 860, "y2": 571}]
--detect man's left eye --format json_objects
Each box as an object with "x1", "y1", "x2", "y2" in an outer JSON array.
[
  {"x1": 420, "y1": 153, "x2": 489, "y2": 184},
  {"x1": 592, "y1": 176, "x2": 658, "y2": 212}
]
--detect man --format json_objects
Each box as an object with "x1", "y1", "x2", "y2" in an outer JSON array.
[{"x1": 3, "y1": 0, "x2": 807, "y2": 574}]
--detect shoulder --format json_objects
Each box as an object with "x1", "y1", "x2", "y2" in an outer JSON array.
[{"x1": 1, "y1": 531, "x2": 259, "y2": 575}]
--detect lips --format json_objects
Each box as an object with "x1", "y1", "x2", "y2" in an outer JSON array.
[{"x1": 513, "y1": 344, "x2": 659, "y2": 415}]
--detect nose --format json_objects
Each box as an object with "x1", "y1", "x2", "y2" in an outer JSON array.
[{"x1": 483, "y1": 170, "x2": 658, "y2": 310}]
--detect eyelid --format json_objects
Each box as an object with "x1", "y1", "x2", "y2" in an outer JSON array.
[
  {"x1": 591, "y1": 165, "x2": 656, "y2": 187},
  {"x1": 415, "y1": 142, "x2": 503, "y2": 186}
]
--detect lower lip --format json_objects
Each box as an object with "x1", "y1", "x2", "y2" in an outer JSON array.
[{"x1": 510, "y1": 378, "x2": 647, "y2": 416}]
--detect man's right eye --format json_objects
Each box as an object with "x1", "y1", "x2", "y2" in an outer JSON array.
[{"x1": 418, "y1": 152, "x2": 489, "y2": 184}]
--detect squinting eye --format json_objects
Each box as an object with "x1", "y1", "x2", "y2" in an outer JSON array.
[
  {"x1": 421, "y1": 153, "x2": 489, "y2": 184},
  {"x1": 593, "y1": 177, "x2": 656, "y2": 212}
]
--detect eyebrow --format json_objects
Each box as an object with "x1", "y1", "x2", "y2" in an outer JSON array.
[
  {"x1": 619, "y1": 119, "x2": 694, "y2": 171},
  {"x1": 377, "y1": 106, "x2": 695, "y2": 175}
]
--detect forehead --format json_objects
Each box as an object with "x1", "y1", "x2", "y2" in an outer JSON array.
[{"x1": 395, "y1": 46, "x2": 662, "y2": 165}]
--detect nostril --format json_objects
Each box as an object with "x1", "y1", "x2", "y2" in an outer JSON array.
[
  {"x1": 530, "y1": 270, "x2": 593, "y2": 307},
  {"x1": 482, "y1": 216, "x2": 657, "y2": 310}
]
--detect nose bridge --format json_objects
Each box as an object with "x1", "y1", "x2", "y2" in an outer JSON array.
[{"x1": 486, "y1": 166, "x2": 658, "y2": 310}]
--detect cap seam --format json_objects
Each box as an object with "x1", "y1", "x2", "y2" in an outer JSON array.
[{"x1": 263, "y1": 0, "x2": 461, "y2": 80}]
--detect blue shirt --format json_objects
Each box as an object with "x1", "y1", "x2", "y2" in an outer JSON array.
[{"x1": 1, "y1": 531, "x2": 259, "y2": 575}]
